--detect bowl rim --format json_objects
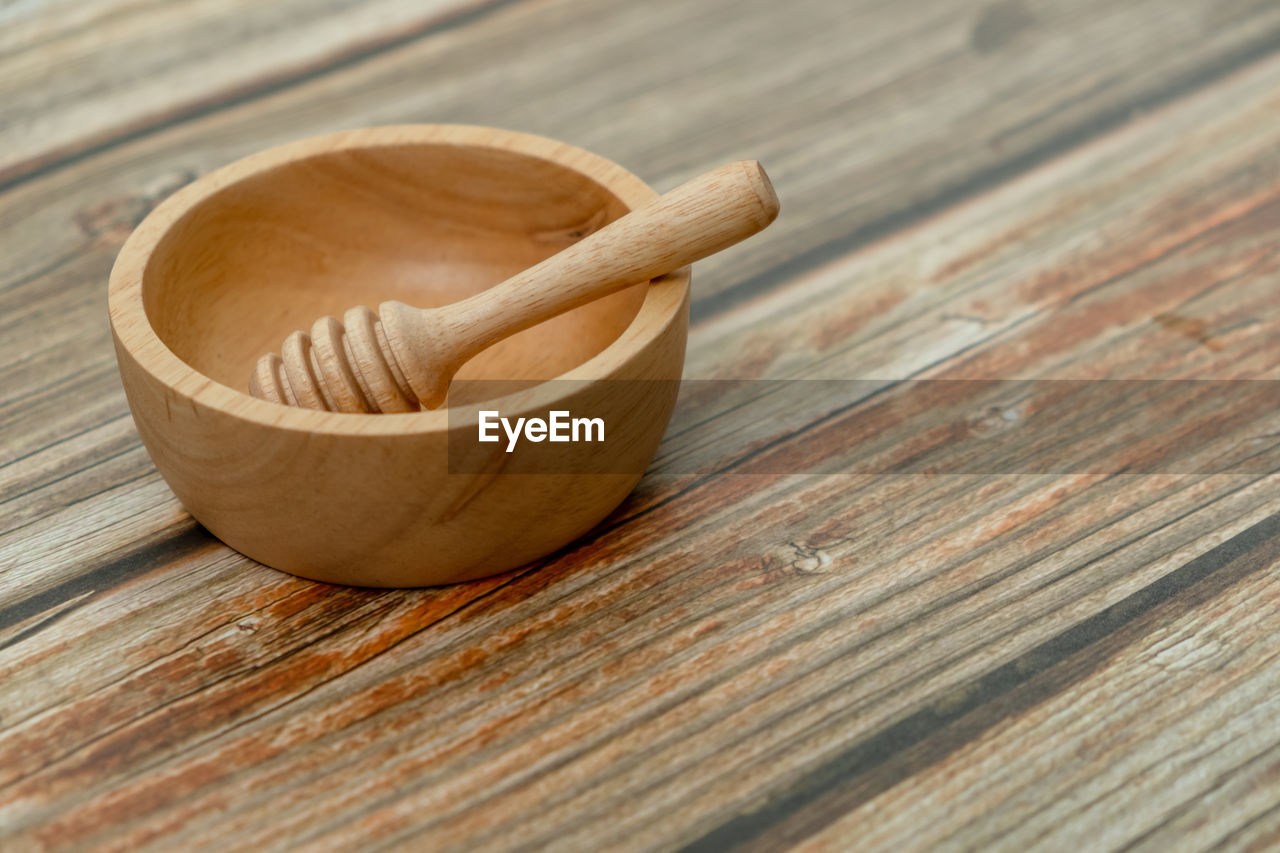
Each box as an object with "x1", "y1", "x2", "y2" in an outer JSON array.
[{"x1": 108, "y1": 124, "x2": 689, "y2": 436}]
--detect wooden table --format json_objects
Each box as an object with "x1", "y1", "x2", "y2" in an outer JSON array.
[{"x1": 3, "y1": 0, "x2": 1279, "y2": 849}]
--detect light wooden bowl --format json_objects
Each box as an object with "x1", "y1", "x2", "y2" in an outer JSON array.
[{"x1": 109, "y1": 125, "x2": 689, "y2": 587}]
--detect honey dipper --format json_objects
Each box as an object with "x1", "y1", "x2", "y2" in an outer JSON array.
[{"x1": 249, "y1": 160, "x2": 780, "y2": 412}]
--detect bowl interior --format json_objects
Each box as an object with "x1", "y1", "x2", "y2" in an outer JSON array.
[{"x1": 142, "y1": 142, "x2": 648, "y2": 405}]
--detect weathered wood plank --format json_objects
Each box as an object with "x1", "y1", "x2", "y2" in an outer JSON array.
[
  {"x1": 643, "y1": 55, "x2": 1280, "y2": 504},
  {"x1": 1, "y1": 36, "x2": 1278, "y2": 852},
  {"x1": 6, "y1": 0, "x2": 1280, "y2": 309},
  {"x1": 0, "y1": 0, "x2": 493, "y2": 184},
  {"x1": 22, "y1": 476, "x2": 1269, "y2": 850},
  {"x1": 798, "y1": 514, "x2": 1280, "y2": 852}
]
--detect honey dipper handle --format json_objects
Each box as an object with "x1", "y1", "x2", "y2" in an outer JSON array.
[
  {"x1": 253, "y1": 161, "x2": 779, "y2": 412},
  {"x1": 444, "y1": 160, "x2": 779, "y2": 358}
]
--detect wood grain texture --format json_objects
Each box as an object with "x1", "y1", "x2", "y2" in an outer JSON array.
[
  {"x1": 0, "y1": 0, "x2": 493, "y2": 184},
  {"x1": 1, "y1": 0, "x2": 1279, "y2": 848},
  {"x1": 109, "y1": 124, "x2": 691, "y2": 586}
]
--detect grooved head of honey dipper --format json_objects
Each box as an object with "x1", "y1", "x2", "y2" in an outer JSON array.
[
  {"x1": 249, "y1": 333, "x2": 339, "y2": 411},
  {"x1": 248, "y1": 307, "x2": 421, "y2": 413},
  {"x1": 249, "y1": 353, "x2": 288, "y2": 405}
]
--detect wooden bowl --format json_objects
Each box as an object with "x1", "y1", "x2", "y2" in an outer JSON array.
[{"x1": 108, "y1": 126, "x2": 689, "y2": 587}]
